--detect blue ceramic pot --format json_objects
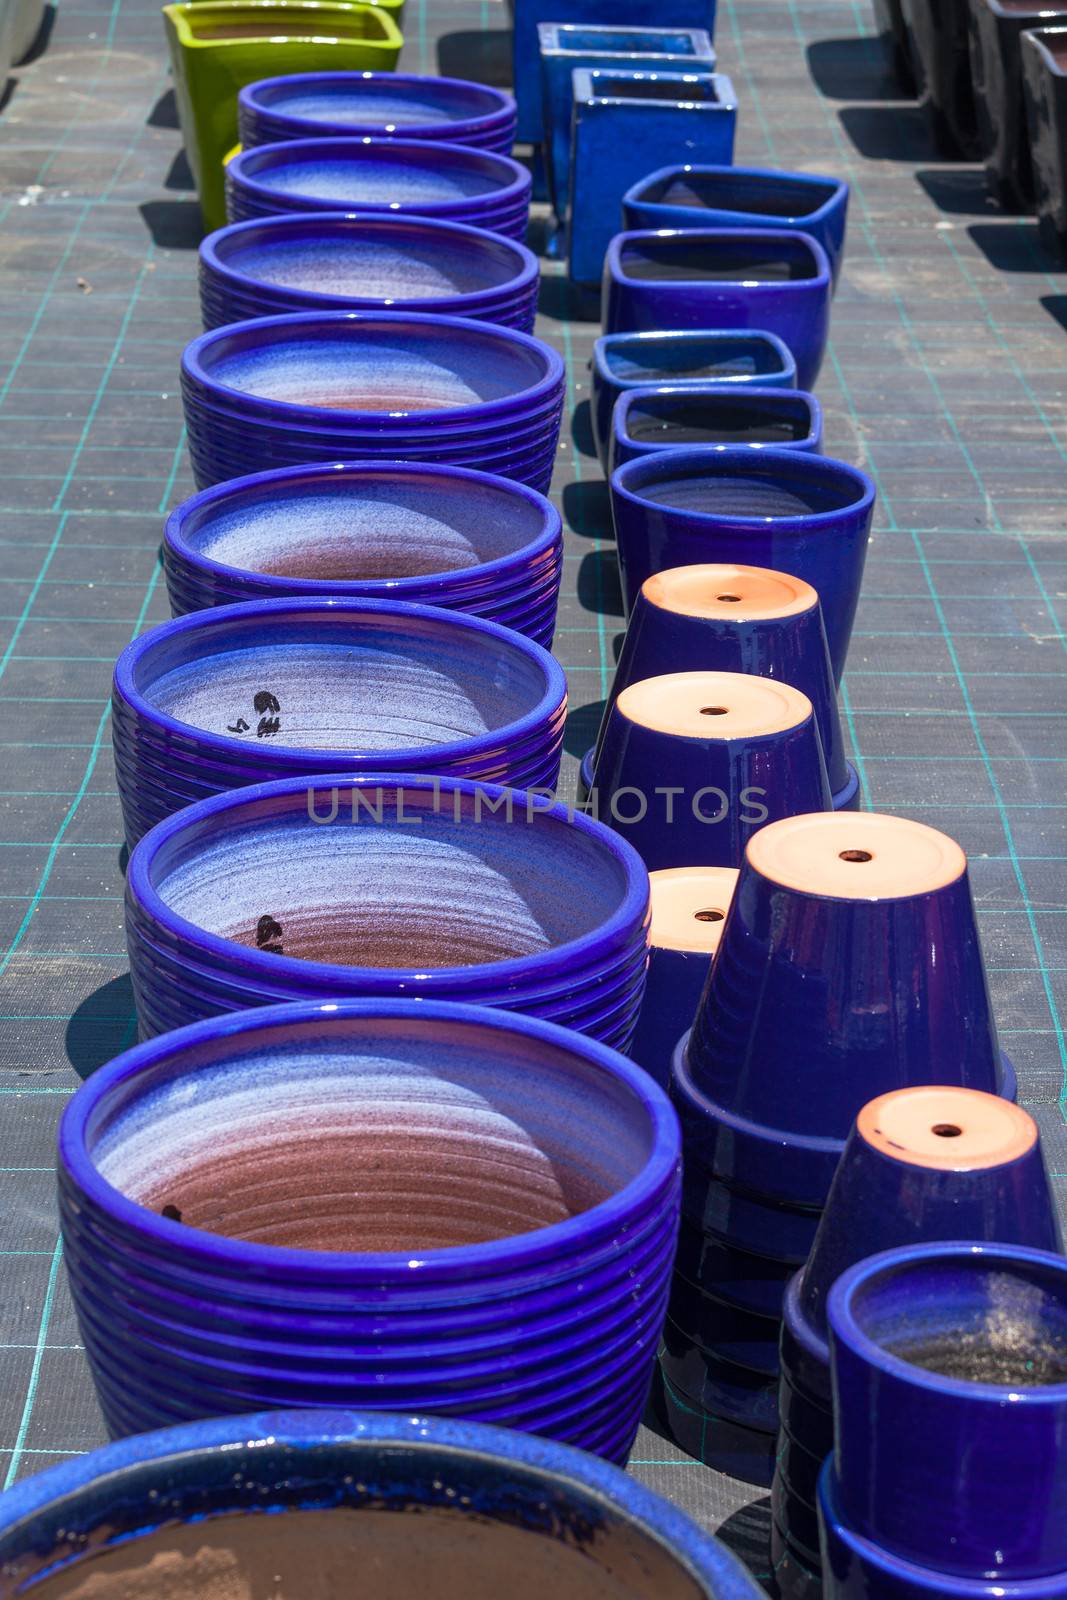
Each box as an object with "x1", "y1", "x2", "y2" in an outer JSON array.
[
  {"x1": 822, "y1": 1242, "x2": 1067, "y2": 1590},
  {"x1": 610, "y1": 447, "x2": 875, "y2": 683},
  {"x1": 163, "y1": 460, "x2": 563, "y2": 648},
  {"x1": 669, "y1": 1270, "x2": 781, "y2": 1378},
  {"x1": 592, "y1": 330, "x2": 798, "y2": 473},
  {"x1": 124, "y1": 772, "x2": 650, "y2": 1048},
  {"x1": 622, "y1": 164, "x2": 850, "y2": 286},
  {"x1": 225, "y1": 138, "x2": 533, "y2": 240},
  {"x1": 58, "y1": 1000, "x2": 680, "y2": 1459},
  {"x1": 674, "y1": 1212, "x2": 796, "y2": 1318},
  {"x1": 589, "y1": 670, "x2": 831, "y2": 871},
  {"x1": 239, "y1": 72, "x2": 518, "y2": 153},
  {"x1": 180, "y1": 310, "x2": 566, "y2": 494},
  {"x1": 601, "y1": 229, "x2": 833, "y2": 391},
  {"x1": 0, "y1": 1410, "x2": 763, "y2": 1597},
  {"x1": 611, "y1": 385, "x2": 823, "y2": 473},
  {"x1": 111, "y1": 597, "x2": 568, "y2": 848},
  {"x1": 199, "y1": 213, "x2": 540, "y2": 332},
  {"x1": 659, "y1": 1365, "x2": 778, "y2": 1486}
]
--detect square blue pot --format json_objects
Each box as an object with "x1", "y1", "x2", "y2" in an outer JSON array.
[
  {"x1": 538, "y1": 25, "x2": 716, "y2": 222},
  {"x1": 512, "y1": 0, "x2": 717, "y2": 142},
  {"x1": 568, "y1": 67, "x2": 738, "y2": 285}
]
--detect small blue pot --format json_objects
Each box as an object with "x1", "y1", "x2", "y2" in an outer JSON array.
[
  {"x1": 111, "y1": 597, "x2": 568, "y2": 848},
  {"x1": 610, "y1": 447, "x2": 875, "y2": 683},
  {"x1": 602, "y1": 228, "x2": 833, "y2": 391},
  {"x1": 163, "y1": 460, "x2": 563, "y2": 648},
  {"x1": 611, "y1": 384, "x2": 823, "y2": 473},
  {"x1": 592, "y1": 330, "x2": 798, "y2": 473},
  {"x1": 124, "y1": 772, "x2": 650, "y2": 1049},
  {"x1": 239, "y1": 72, "x2": 518, "y2": 153},
  {"x1": 622, "y1": 164, "x2": 850, "y2": 286},
  {"x1": 199, "y1": 212, "x2": 540, "y2": 332}
]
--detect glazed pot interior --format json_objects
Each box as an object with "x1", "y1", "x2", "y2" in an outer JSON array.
[
  {"x1": 606, "y1": 336, "x2": 782, "y2": 383},
  {"x1": 589, "y1": 73, "x2": 719, "y2": 103},
  {"x1": 149, "y1": 784, "x2": 634, "y2": 970},
  {"x1": 643, "y1": 170, "x2": 839, "y2": 217},
  {"x1": 850, "y1": 1255, "x2": 1067, "y2": 1388},
  {"x1": 214, "y1": 223, "x2": 524, "y2": 298},
  {"x1": 625, "y1": 393, "x2": 811, "y2": 446},
  {"x1": 252, "y1": 79, "x2": 503, "y2": 124},
  {"x1": 631, "y1": 458, "x2": 862, "y2": 518},
  {"x1": 561, "y1": 27, "x2": 700, "y2": 51},
  {"x1": 185, "y1": 8, "x2": 387, "y2": 41},
  {"x1": 130, "y1": 611, "x2": 551, "y2": 751},
  {"x1": 179, "y1": 471, "x2": 549, "y2": 580},
  {"x1": 240, "y1": 149, "x2": 506, "y2": 205},
  {"x1": 85, "y1": 1012, "x2": 655, "y2": 1251},
  {"x1": 618, "y1": 235, "x2": 818, "y2": 284}
]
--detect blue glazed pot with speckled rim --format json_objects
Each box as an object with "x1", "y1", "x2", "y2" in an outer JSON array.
[
  {"x1": 57, "y1": 1000, "x2": 680, "y2": 1463},
  {"x1": 238, "y1": 71, "x2": 517, "y2": 153},
  {"x1": 162, "y1": 461, "x2": 563, "y2": 647},
  {"x1": 0, "y1": 1410, "x2": 762, "y2": 1597},
  {"x1": 111, "y1": 597, "x2": 568, "y2": 849}
]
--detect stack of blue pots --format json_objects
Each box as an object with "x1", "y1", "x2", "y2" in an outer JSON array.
[{"x1": 238, "y1": 71, "x2": 519, "y2": 153}]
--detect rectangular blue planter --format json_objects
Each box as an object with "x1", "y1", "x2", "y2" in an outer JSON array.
[
  {"x1": 568, "y1": 68, "x2": 738, "y2": 285},
  {"x1": 512, "y1": 0, "x2": 717, "y2": 142},
  {"x1": 538, "y1": 24, "x2": 716, "y2": 222}
]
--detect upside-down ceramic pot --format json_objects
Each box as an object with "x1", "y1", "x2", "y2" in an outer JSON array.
[
  {"x1": 199, "y1": 212, "x2": 540, "y2": 331},
  {"x1": 124, "y1": 772, "x2": 650, "y2": 1048},
  {"x1": 602, "y1": 228, "x2": 832, "y2": 391},
  {"x1": 1022, "y1": 27, "x2": 1067, "y2": 259},
  {"x1": 774, "y1": 1089, "x2": 1062, "y2": 1599},
  {"x1": 569, "y1": 69, "x2": 738, "y2": 284},
  {"x1": 609, "y1": 447, "x2": 875, "y2": 683},
  {"x1": 610, "y1": 385, "x2": 823, "y2": 472},
  {"x1": 872, "y1": 0, "x2": 916, "y2": 91},
  {"x1": 968, "y1": 0, "x2": 1067, "y2": 210},
  {"x1": 163, "y1": 460, "x2": 563, "y2": 646},
  {"x1": 622, "y1": 164, "x2": 850, "y2": 287},
  {"x1": 592, "y1": 331, "x2": 798, "y2": 473},
  {"x1": 239, "y1": 70, "x2": 517, "y2": 152},
  {"x1": 898, "y1": 0, "x2": 983, "y2": 156},
  {"x1": 819, "y1": 1241, "x2": 1067, "y2": 1597},
  {"x1": 162, "y1": 1, "x2": 403, "y2": 232}
]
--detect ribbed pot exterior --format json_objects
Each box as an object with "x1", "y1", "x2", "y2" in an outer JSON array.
[{"x1": 238, "y1": 72, "x2": 517, "y2": 153}]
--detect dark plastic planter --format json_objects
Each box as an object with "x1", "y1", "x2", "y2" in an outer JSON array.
[
  {"x1": 1023, "y1": 27, "x2": 1067, "y2": 260},
  {"x1": 899, "y1": 0, "x2": 984, "y2": 157},
  {"x1": 968, "y1": 0, "x2": 1067, "y2": 210}
]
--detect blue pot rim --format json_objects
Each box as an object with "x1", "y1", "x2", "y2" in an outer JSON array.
[
  {"x1": 612, "y1": 445, "x2": 876, "y2": 530},
  {"x1": 164, "y1": 459, "x2": 562, "y2": 597},
  {"x1": 200, "y1": 210, "x2": 540, "y2": 315},
  {"x1": 614, "y1": 383, "x2": 822, "y2": 446},
  {"x1": 622, "y1": 162, "x2": 848, "y2": 226},
  {"x1": 593, "y1": 327, "x2": 798, "y2": 383},
  {"x1": 126, "y1": 770, "x2": 651, "y2": 989},
  {"x1": 606, "y1": 226, "x2": 832, "y2": 293},
  {"x1": 182, "y1": 308, "x2": 563, "y2": 430},
  {"x1": 828, "y1": 1240, "x2": 1067, "y2": 1406},
  {"x1": 113, "y1": 595, "x2": 566, "y2": 770},
  {"x1": 239, "y1": 70, "x2": 516, "y2": 131},
  {"x1": 59, "y1": 997, "x2": 678, "y2": 1280},
  {"x1": 572, "y1": 65, "x2": 737, "y2": 112}
]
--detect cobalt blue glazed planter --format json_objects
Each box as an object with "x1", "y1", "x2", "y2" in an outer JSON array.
[
  {"x1": 58, "y1": 1000, "x2": 680, "y2": 1460},
  {"x1": 225, "y1": 137, "x2": 533, "y2": 240},
  {"x1": 602, "y1": 229, "x2": 833, "y2": 391},
  {"x1": 610, "y1": 447, "x2": 875, "y2": 683},
  {"x1": 111, "y1": 597, "x2": 568, "y2": 848},
  {"x1": 124, "y1": 772, "x2": 651, "y2": 1049},
  {"x1": 592, "y1": 330, "x2": 798, "y2": 473},
  {"x1": 199, "y1": 212, "x2": 540, "y2": 332},
  {"x1": 899, "y1": 0, "x2": 983, "y2": 157},
  {"x1": 180, "y1": 310, "x2": 566, "y2": 494},
  {"x1": 239, "y1": 71, "x2": 518, "y2": 153},
  {"x1": 163, "y1": 460, "x2": 563, "y2": 648},
  {"x1": 1022, "y1": 29, "x2": 1067, "y2": 261},
  {"x1": 569, "y1": 70, "x2": 738, "y2": 285},
  {"x1": 610, "y1": 385, "x2": 823, "y2": 473},
  {"x1": 673, "y1": 1212, "x2": 797, "y2": 1319},
  {"x1": 0, "y1": 1410, "x2": 763, "y2": 1597},
  {"x1": 658, "y1": 1325, "x2": 779, "y2": 1485},
  {"x1": 622, "y1": 164, "x2": 849, "y2": 286}
]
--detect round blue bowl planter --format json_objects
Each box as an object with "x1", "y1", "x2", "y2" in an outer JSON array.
[
  {"x1": 225, "y1": 137, "x2": 532, "y2": 240},
  {"x1": 610, "y1": 447, "x2": 876, "y2": 684},
  {"x1": 163, "y1": 461, "x2": 563, "y2": 647},
  {"x1": 124, "y1": 772, "x2": 651, "y2": 1049},
  {"x1": 57, "y1": 1000, "x2": 680, "y2": 1461},
  {"x1": 239, "y1": 72, "x2": 518, "y2": 154},
  {"x1": 199, "y1": 212, "x2": 541, "y2": 332},
  {"x1": 611, "y1": 384, "x2": 823, "y2": 473},
  {"x1": 111, "y1": 597, "x2": 568, "y2": 848},
  {"x1": 180, "y1": 310, "x2": 566, "y2": 494},
  {"x1": 601, "y1": 229, "x2": 834, "y2": 391},
  {"x1": 621, "y1": 164, "x2": 850, "y2": 286}
]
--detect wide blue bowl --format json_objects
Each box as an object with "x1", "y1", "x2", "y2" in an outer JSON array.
[
  {"x1": 200, "y1": 212, "x2": 540, "y2": 332},
  {"x1": 239, "y1": 71, "x2": 518, "y2": 153},
  {"x1": 225, "y1": 137, "x2": 532, "y2": 240},
  {"x1": 611, "y1": 384, "x2": 823, "y2": 473},
  {"x1": 163, "y1": 460, "x2": 563, "y2": 647}
]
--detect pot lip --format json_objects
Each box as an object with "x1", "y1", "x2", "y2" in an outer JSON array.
[
  {"x1": 572, "y1": 64, "x2": 737, "y2": 113},
  {"x1": 163, "y1": 458, "x2": 562, "y2": 595},
  {"x1": 112, "y1": 595, "x2": 567, "y2": 768},
  {"x1": 1022, "y1": 22, "x2": 1067, "y2": 69},
  {"x1": 622, "y1": 161, "x2": 848, "y2": 222},
  {"x1": 58, "y1": 997, "x2": 679, "y2": 1280},
  {"x1": 615, "y1": 383, "x2": 822, "y2": 447},
  {"x1": 606, "y1": 226, "x2": 833, "y2": 291},
  {"x1": 537, "y1": 19, "x2": 715, "y2": 52},
  {"x1": 593, "y1": 327, "x2": 798, "y2": 385},
  {"x1": 238, "y1": 69, "x2": 516, "y2": 126},
  {"x1": 125, "y1": 770, "x2": 651, "y2": 990},
  {"x1": 0, "y1": 1410, "x2": 760, "y2": 1599},
  {"x1": 163, "y1": 0, "x2": 403, "y2": 48},
  {"x1": 828, "y1": 1240, "x2": 1067, "y2": 1403},
  {"x1": 181, "y1": 308, "x2": 563, "y2": 430},
  {"x1": 611, "y1": 445, "x2": 876, "y2": 528}
]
